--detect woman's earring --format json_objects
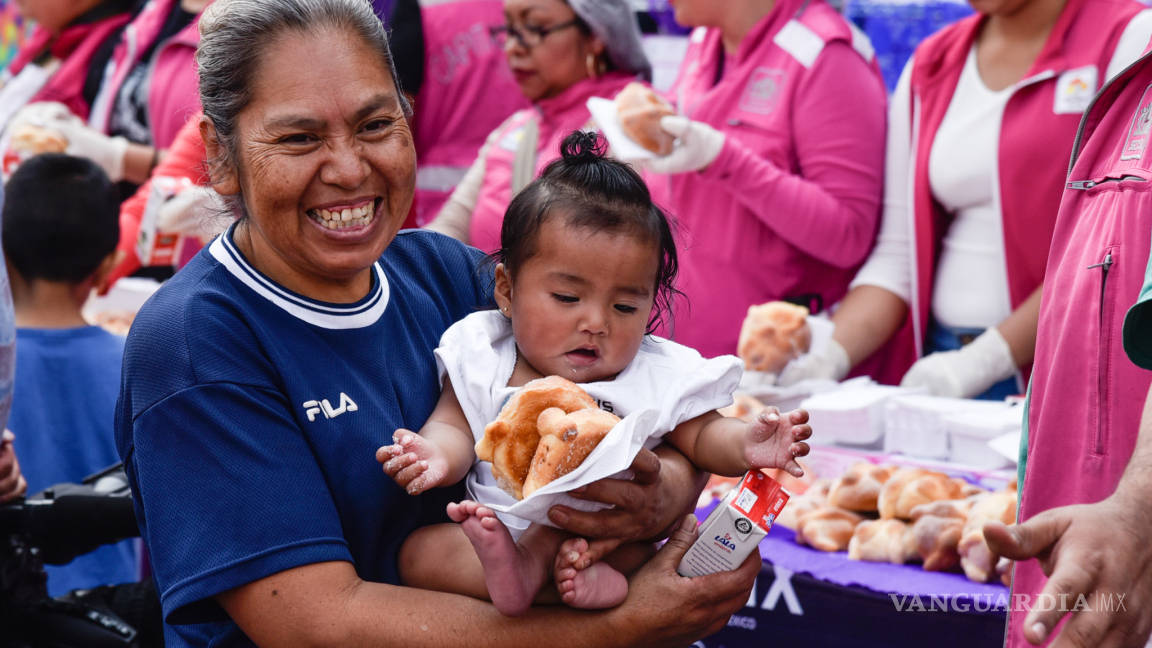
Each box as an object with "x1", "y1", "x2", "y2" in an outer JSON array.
[{"x1": 586, "y1": 53, "x2": 601, "y2": 80}]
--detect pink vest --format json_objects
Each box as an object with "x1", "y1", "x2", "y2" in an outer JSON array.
[
  {"x1": 659, "y1": 0, "x2": 886, "y2": 358},
  {"x1": 88, "y1": 0, "x2": 204, "y2": 148},
  {"x1": 859, "y1": 0, "x2": 1144, "y2": 385},
  {"x1": 7, "y1": 10, "x2": 133, "y2": 120},
  {"x1": 467, "y1": 72, "x2": 637, "y2": 253},
  {"x1": 410, "y1": 0, "x2": 527, "y2": 227},
  {"x1": 1008, "y1": 42, "x2": 1152, "y2": 647}
]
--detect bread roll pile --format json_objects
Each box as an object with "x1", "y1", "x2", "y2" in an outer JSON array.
[
  {"x1": 775, "y1": 461, "x2": 1017, "y2": 583},
  {"x1": 476, "y1": 376, "x2": 619, "y2": 499}
]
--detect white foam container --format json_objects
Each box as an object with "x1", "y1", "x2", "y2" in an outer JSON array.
[
  {"x1": 884, "y1": 395, "x2": 1011, "y2": 461},
  {"x1": 800, "y1": 379, "x2": 913, "y2": 447},
  {"x1": 944, "y1": 405, "x2": 1024, "y2": 469}
]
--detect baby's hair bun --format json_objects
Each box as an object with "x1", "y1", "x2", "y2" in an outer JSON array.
[{"x1": 560, "y1": 130, "x2": 606, "y2": 164}]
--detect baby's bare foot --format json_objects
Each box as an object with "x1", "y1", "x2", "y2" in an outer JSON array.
[
  {"x1": 555, "y1": 562, "x2": 628, "y2": 610},
  {"x1": 450, "y1": 501, "x2": 545, "y2": 617}
]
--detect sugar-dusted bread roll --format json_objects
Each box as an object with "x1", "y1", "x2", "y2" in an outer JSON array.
[
  {"x1": 736, "y1": 301, "x2": 813, "y2": 374},
  {"x1": 959, "y1": 489, "x2": 1017, "y2": 582},
  {"x1": 905, "y1": 513, "x2": 965, "y2": 571},
  {"x1": 775, "y1": 478, "x2": 831, "y2": 530},
  {"x1": 795, "y1": 506, "x2": 863, "y2": 552},
  {"x1": 10, "y1": 124, "x2": 68, "y2": 154},
  {"x1": 848, "y1": 519, "x2": 911, "y2": 564},
  {"x1": 878, "y1": 468, "x2": 964, "y2": 520},
  {"x1": 521, "y1": 406, "x2": 619, "y2": 498},
  {"x1": 827, "y1": 462, "x2": 895, "y2": 512},
  {"x1": 717, "y1": 392, "x2": 766, "y2": 422},
  {"x1": 476, "y1": 376, "x2": 597, "y2": 499},
  {"x1": 615, "y1": 81, "x2": 675, "y2": 155}
]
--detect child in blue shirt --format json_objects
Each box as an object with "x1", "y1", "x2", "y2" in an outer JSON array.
[{"x1": 4, "y1": 153, "x2": 139, "y2": 596}]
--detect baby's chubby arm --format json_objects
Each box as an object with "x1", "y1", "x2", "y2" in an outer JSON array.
[
  {"x1": 376, "y1": 377, "x2": 476, "y2": 494},
  {"x1": 666, "y1": 407, "x2": 812, "y2": 478}
]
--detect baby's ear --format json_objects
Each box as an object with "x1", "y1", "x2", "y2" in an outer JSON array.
[{"x1": 494, "y1": 263, "x2": 513, "y2": 315}]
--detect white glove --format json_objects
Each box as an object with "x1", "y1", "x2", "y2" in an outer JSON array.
[
  {"x1": 157, "y1": 185, "x2": 231, "y2": 243},
  {"x1": 778, "y1": 338, "x2": 851, "y2": 386},
  {"x1": 899, "y1": 327, "x2": 1017, "y2": 398},
  {"x1": 640, "y1": 115, "x2": 725, "y2": 175},
  {"x1": 44, "y1": 116, "x2": 129, "y2": 182}
]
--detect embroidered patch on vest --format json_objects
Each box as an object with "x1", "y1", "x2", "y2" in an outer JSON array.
[
  {"x1": 1053, "y1": 66, "x2": 1097, "y2": 115},
  {"x1": 739, "y1": 68, "x2": 785, "y2": 115},
  {"x1": 1120, "y1": 83, "x2": 1152, "y2": 161}
]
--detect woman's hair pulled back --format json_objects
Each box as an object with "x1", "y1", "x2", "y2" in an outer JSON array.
[{"x1": 197, "y1": 0, "x2": 406, "y2": 165}]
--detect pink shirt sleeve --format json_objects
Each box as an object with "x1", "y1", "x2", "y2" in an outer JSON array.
[{"x1": 700, "y1": 40, "x2": 887, "y2": 269}]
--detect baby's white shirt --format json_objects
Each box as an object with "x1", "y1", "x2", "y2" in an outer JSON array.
[{"x1": 435, "y1": 310, "x2": 743, "y2": 533}]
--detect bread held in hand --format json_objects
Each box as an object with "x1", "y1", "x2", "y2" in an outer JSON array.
[
  {"x1": 615, "y1": 82, "x2": 676, "y2": 155},
  {"x1": 521, "y1": 406, "x2": 619, "y2": 498},
  {"x1": 737, "y1": 302, "x2": 813, "y2": 374}
]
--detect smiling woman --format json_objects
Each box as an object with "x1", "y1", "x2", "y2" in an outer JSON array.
[
  {"x1": 114, "y1": 0, "x2": 759, "y2": 646},
  {"x1": 202, "y1": 24, "x2": 416, "y2": 301}
]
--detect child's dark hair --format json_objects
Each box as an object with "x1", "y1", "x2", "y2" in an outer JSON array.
[
  {"x1": 497, "y1": 130, "x2": 680, "y2": 333},
  {"x1": 2, "y1": 154, "x2": 120, "y2": 283}
]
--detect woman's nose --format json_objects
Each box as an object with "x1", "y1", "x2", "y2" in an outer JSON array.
[{"x1": 320, "y1": 138, "x2": 370, "y2": 188}]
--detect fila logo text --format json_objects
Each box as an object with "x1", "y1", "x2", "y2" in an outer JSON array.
[{"x1": 303, "y1": 392, "x2": 358, "y2": 422}]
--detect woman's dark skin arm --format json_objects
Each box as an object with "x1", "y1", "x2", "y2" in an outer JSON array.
[{"x1": 218, "y1": 514, "x2": 759, "y2": 647}]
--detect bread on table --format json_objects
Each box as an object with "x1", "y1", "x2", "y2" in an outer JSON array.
[
  {"x1": 905, "y1": 513, "x2": 965, "y2": 571},
  {"x1": 776, "y1": 478, "x2": 831, "y2": 530},
  {"x1": 736, "y1": 301, "x2": 813, "y2": 374},
  {"x1": 959, "y1": 490, "x2": 1018, "y2": 582},
  {"x1": 521, "y1": 406, "x2": 619, "y2": 498},
  {"x1": 475, "y1": 376, "x2": 597, "y2": 499},
  {"x1": 827, "y1": 462, "x2": 895, "y2": 512},
  {"x1": 718, "y1": 392, "x2": 767, "y2": 422},
  {"x1": 615, "y1": 82, "x2": 675, "y2": 155},
  {"x1": 848, "y1": 519, "x2": 911, "y2": 564},
  {"x1": 878, "y1": 468, "x2": 964, "y2": 520},
  {"x1": 795, "y1": 506, "x2": 863, "y2": 552},
  {"x1": 908, "y1": 495, "x2": 979, "y2": 521}
]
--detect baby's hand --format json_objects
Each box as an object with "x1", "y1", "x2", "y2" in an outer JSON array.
[
  {"x1": 743, "y1": 407, "x2": 812, "y2": 477},
  {"x1": 376, "y1": 429, "x2": 451, "y2": 495}
]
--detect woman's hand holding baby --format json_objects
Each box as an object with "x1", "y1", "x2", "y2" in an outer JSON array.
[
  {"x1": 377, "y1": 430, "x2": 452, "y2": 494},
  {"x1": 743, "y1": 407, "x2": 812, "y2": 477}
]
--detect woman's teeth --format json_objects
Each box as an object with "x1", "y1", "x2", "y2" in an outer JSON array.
[{"x1": 309, "y1": 203, "x2": 373, "y2": 229}]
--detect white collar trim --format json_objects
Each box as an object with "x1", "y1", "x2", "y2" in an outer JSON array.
[{"x1": 208, "y1": 229, "x2": 390, "y2": 330}]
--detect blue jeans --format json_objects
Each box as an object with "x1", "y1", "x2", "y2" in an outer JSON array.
[{"x1": 926, "y1": 321, "x2": 1020, "y2": 401}]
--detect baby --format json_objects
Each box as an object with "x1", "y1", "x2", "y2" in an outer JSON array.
[{"x1": 377, "y1": 131, "x2": 811, "y2": 616}]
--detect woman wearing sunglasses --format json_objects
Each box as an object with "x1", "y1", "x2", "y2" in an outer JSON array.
[{"x1": 425, "y1": 0, "x2": 653, "y2": 253}]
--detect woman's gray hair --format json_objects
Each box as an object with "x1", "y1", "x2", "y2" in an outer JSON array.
[{"x1": 197, "y1": 0, "x2": 409, "y2": 164}]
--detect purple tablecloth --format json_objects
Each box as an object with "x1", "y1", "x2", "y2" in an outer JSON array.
[{"x1": 695, "y1": 500, "x2": 1009, "y2": 604}]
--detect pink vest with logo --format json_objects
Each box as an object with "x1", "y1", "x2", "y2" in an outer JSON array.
[
  {"x1": 1009, "y1": 44, "x2": 1152, "y2": 647},
  {"x1": 410, "y1": 0, "x2": 527, "y2": 227},
  {"x1": 7, "y1": 11, "x2": 133, "y2": 120},
  {"x1": 468, "y1": 72, "x2": 638, "y2": 253},
  {"x1": 88, "y1": 0, "x2": 203, "y2": 148},
  {"x1": 658, "y1": 0, "x2": 886, "y2": 358},
  {"x1": 859, "y1": 0, "x2": 1145, "y2": 385}
]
